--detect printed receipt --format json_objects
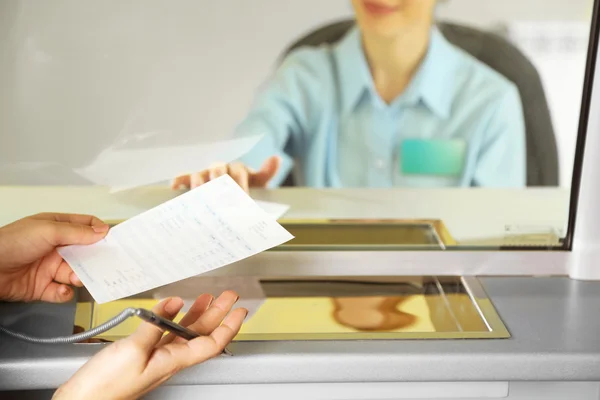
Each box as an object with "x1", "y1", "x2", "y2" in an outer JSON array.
[{"x1": 58, "y1": 174, "x2": 294, "y2": 304}]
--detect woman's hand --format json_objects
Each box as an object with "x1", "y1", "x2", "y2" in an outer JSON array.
[
  {"x1": 54, "y1": 291, "x2": 247, "y2": 400},
  {"x1": 171, "y1": 155, "x2": 280, "y2": 192},
  {"x1": 0, "y1": 213, "x2": 109, "y2": 302}
]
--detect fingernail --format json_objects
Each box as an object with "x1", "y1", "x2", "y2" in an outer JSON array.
[
  {"x1": 244, "y1": 309, "x2": 249, "y2": 319},
  {"x1": 60, "y1": 286, "x2": 70, "y2": 296},
  {"x1": 235, "y1": 295, "x2": 240, "y2": 302},
  {"x1": 92, "y1": 224, "x2": 109, "y2": 233},
  {"x1": 164, "y1": 297, "x2": 182, "y2": 315}
]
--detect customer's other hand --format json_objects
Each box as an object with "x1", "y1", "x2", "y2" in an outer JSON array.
[{"x1": 53, "y1": 292, "x2": 247, "y2": 400}]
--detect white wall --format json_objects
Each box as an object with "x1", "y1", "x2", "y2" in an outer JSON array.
[
  {"x1": 437, "y1": 0, "x2": 593, "y2": 26},
  {"x1": 0, "y1": 0, "x2": 592, "y2": 186},
  {"x1": 0, "y1": 0, "x2": 354, "y2": 184}
]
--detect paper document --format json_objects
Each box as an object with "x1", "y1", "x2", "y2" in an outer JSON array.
[
  {"x1": 153, "y1": 276, "x2": 266, "y2": 321},
  {"x1": 73, "y1": 135, "x2": 262, "y2": 188},
  {"x1": 255, "y1": 200, "x2": 290, "y2": 220},
  {"x1": 58, "y1": 174, "x2": 294, "y2": 304}
]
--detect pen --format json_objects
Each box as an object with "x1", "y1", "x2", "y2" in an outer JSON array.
[{"x1": 134, "y1": 308, "x2": 233, "y2": 356}]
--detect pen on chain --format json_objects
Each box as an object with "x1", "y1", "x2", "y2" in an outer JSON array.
[{"x1": 135, "y1": 308, "x2": 233, "y2": 356}]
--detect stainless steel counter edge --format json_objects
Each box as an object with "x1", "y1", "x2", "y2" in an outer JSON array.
[{"x1": 1, "y1": 277, "x2": 600, "y2": 390}]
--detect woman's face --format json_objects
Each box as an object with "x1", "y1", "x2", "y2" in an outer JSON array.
[{"x1": 351, "y1": 0, "x2": 437, "y2": 38}]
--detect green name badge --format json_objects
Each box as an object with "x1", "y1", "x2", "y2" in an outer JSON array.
[{"x1": 400, "y1": 139, "x2": 466, "y2": 177}]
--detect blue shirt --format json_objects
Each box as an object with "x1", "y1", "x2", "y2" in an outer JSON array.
[{"x1": 235, "y1": 26, "x2": 526, "y2": 188}]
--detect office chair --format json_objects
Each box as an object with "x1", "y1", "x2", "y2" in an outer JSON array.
[{"x1": 278, "y1": 19, "x2": 559, "y2": 187}]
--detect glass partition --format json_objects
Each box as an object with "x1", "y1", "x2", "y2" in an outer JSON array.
[{"x1": 0, "y1": 0, "x2": 597, "y2": 251}]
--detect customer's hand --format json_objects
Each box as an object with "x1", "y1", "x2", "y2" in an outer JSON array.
[
  {"x1": 0, "y1": 213, "x2": 109, "y2": 302},
  {"x1": 54, "y1": 292, "x2": 247, "y2": 400},
  {"x1": 171, "y1": 155, "x2": 281, "y2": 192}
]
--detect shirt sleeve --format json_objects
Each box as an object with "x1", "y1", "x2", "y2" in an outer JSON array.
[
  {"x1": 472, "y1": 85, "x2": 527, "y2": 188},
  {"x1": 233, "y1": 49, "x2": 321, "y2": 187}
]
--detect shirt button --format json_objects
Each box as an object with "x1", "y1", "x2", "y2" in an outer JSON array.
[{"x1": 375, "y1": 159, "x2": 386, "y2": 169}]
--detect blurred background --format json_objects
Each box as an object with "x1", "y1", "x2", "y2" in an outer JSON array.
[{"x1": 0, "y1": 0, "x2": 593, "y2": 187}]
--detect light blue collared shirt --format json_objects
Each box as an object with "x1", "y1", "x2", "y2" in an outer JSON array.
[{"x1": 234, "y1": 26, "x2": 526, "y2": 188}]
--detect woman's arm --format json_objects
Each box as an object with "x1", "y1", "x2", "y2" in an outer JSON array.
[{"x1": 172, "y1": 48, "x2": 326, "y2": 190}]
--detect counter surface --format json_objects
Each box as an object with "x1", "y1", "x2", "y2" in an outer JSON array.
[
  {"x1": 1, "y1": 277, "x2": 600, "y2": 391},
  {"x1": 0, "y1": 186, "x2": 588, "y2": 390}
]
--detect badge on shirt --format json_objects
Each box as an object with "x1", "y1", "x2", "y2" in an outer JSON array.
[{"x1": 399, "y1": 139, "x2": 466, "y2": 177}]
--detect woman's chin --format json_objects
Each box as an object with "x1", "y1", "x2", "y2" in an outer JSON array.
[{"x1": 360, "y1": 23, "x2": 405, "y2": 39}]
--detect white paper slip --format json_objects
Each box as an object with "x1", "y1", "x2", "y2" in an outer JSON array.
[
  {"x1": 255, "y1": 200, "x2": 290, "y2": 220},
  {"x1": 58, "y1": 174, "x2": 294, "y2": 304},
  {"x1": 73, "y1": 135, "x2": 262, "y2": 188}
]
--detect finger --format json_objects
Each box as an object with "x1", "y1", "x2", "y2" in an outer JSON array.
[
  {"x1": 250, "y1": 156, "x2": 281, "y2": 187},
  {"x1": 170, "y1": 175, "x2": 190, "y2": 190},
  {"x1": 173, "y1": 291, "x2": 239, "y2": 340},
  {"x1": 203, "y1": 307, "x2": 247, "y2": 354},
  {"x1": 51, "y1": 260, "x2": 84, "y2": 287},
  {"x1": 45, "y1": 221, "x2": 109, "y2": 247},
  {"x1": 158, "y1": 293, "x2": 214, "y2": 346},
  {"x1": 54, "y1": 257, "x2": 77, "y2": 284},
  {"x1": 190, "y1": 171, "x2": 210, "y2": 189},
  {"x1": 170, "y1": 307, "x2": 248, "y2": 368},
  {"x1": 144, "y1": 307, "x2": 246, "y2": 385},
  {"x1": 31, "y1": 213, "x2": 109, "y2": 232},
  {"x1": 70, "y1": 271, "x2": 83, "y2": 287},
  {"x1": 228, "y1": 162, "x2": 250, "y2": 193},
  {"x1": 208, "y1": 163, "x2": 228, "y2": 181},
  {"x1": 35, "y1": 250, "x2": 83, "y2": 289},
  {"x1": 41, "y1": 250, "x2": 84, "y2": 287},
  {"x1": 39, "y1": 282, "x2": 75, "y2": 303},
  {"x1": 128, "y1": 297, "x2": 184, "y2": 352}
]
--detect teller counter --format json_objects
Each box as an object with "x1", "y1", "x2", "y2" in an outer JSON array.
[
  {"x1": 1, "y1": 186, "x2": 600, "y2": 399},
  {"x1": 3, "y1": 277, "x2": 600, "y2": 399}
]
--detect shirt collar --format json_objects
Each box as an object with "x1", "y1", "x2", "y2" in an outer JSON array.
[
  {"x1": 334, "y1": 25, "x2": 459, "y2": 119},
  {"x1": 335, "y1": 26, "x2": 373, "y2": 115}
]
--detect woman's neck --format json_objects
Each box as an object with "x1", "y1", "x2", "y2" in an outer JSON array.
[{"x1": 362, "y1": 28, "x2": 431, "y2": 104}]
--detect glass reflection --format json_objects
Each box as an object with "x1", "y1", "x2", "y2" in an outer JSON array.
[
  {"x1": 332, "y1": 297, "x2": 417, "y2": 331},
  {"x1": 0, "y1": 0, "x2": 593, "y2": 249}
]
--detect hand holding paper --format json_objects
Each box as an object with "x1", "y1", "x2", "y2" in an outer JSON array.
[
  {"x1": 58, "y1": 175, "x2": 293, "y2": 304},
  {"x1": 171, "y1": 155, "x2": 281, "y2": 192}
]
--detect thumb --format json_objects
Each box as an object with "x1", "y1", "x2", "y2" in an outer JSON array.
[
  {"x1": 251, "y1": 156, "x2": 281, "y2": 187},
  {"x1": 47, "y1": 221, "x2": 109, "y2": 247}
]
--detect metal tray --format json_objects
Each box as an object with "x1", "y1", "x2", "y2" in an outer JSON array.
[
  {"x1": 106, "y1": 218, "x2": 457, "y2": 250},
  {"x1": 73, "y1": 276, "x2": 509, "y2": 342}
]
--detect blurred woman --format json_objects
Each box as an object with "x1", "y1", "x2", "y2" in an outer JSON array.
[{"x1": 173, "y1": 0, "x2": 525, "y2": 191}]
